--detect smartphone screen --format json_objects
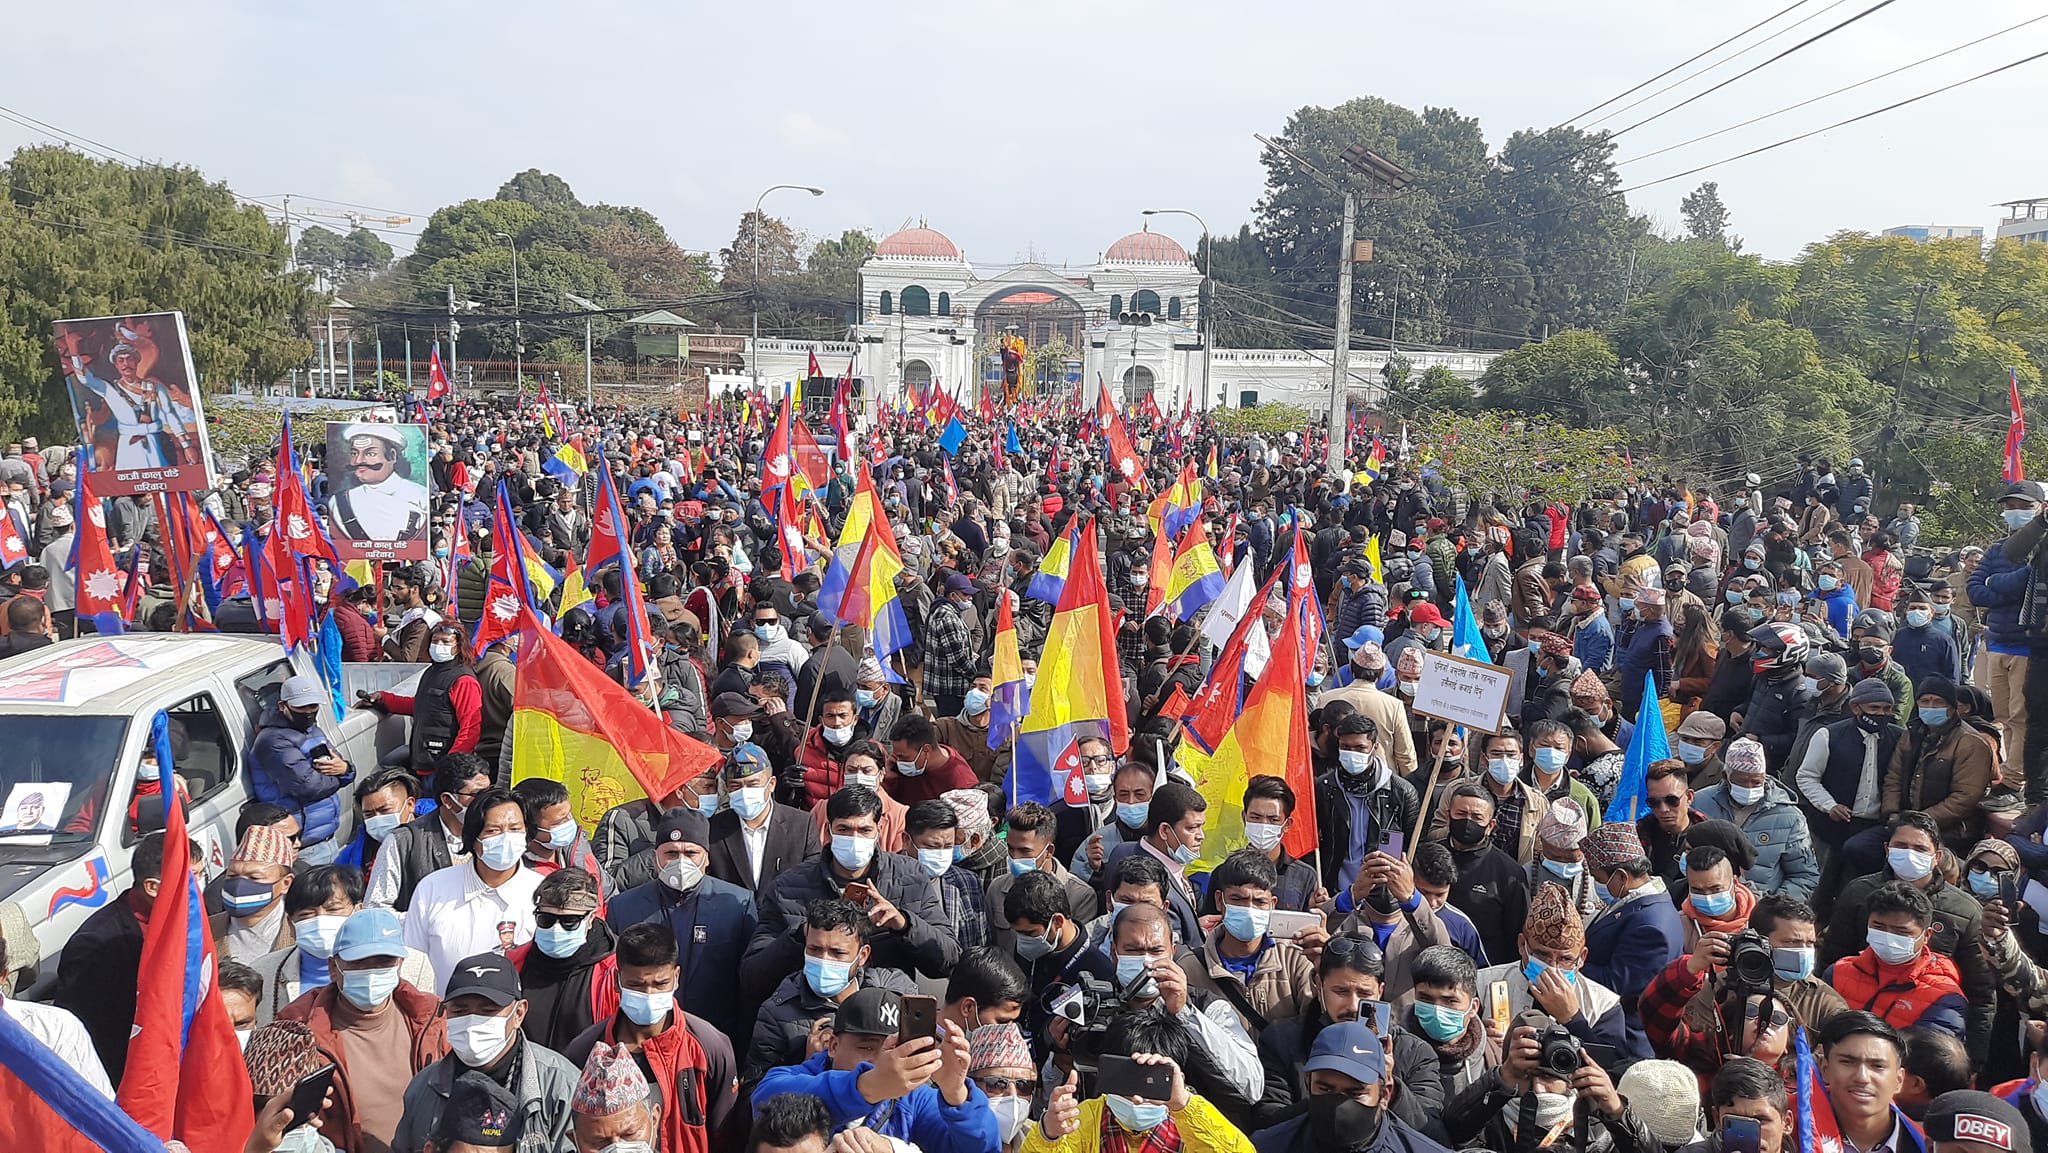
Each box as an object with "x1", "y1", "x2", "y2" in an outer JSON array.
[
  {"x1": 1366, "y1": 1000, "x2": 1392, "y2": 1037},
  {"x1": 1721, "y1": 1115, "x2": 1763, "y2": 1153}
]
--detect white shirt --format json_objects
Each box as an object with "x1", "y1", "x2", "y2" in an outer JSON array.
[
  {"x1": 328, "y1": 473, "x2": 429, "y2": 540},
  {"x1": 401, "y1": 862, "x2": 542, "y2": 994},
  {"x1": 3, "y1": 995, "x2": 113, "y2": 1098},
  {"x1": 740, "y1": 817, "x2": 770, "y2": 887},
  {"x1": 1795, "y1": 727, "x2": 1883, "y2": 818},
  {"x1": 363, "y1": 820, "x2": 469, "y2": 909}
]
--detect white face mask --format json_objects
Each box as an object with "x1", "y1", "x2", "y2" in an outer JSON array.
[
  {"x1": 822, "y1": 724, "x2": 854, "y2": 747},
  {"x1": 294, "y1": 914, "x2": 348, "y2": 960},
  {"x1": 1244, "y1": 821, "x2": 1285, "y2": 851},
  {"x1": 446, "y1": 1011, "x2": 513, "y2": 1066},
  {"x1": 660, "y1": 858, "x2": 705, "y2": 892},
  {"x1": 989, "y1": 1095, "x2": 1031, "y2": 1145},
  {"x1": 727, "y1": 721, "x2": 754, "y2": 743},
  {"x1": 429, "y1": 643, "x2": 456, "y2": 663}
]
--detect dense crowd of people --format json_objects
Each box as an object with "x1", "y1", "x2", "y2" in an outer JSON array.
[{"x1": 2, "y1": 394, "x2": 2047, "y2": 1153}]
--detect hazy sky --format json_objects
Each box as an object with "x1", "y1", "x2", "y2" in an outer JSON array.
[{"x1": 4, "y1": 0, "x2": 2045, "y2": 279}]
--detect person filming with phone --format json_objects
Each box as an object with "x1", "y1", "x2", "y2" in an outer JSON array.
[
  {"x1": 753, "y1": 986, "x2": 999, "y2": 1153},
  {"x1": 1027, "y1": 1012, "x2": 1254, "y2": 1153}
]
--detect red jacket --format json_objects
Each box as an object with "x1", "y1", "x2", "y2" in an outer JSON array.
[
  {"x1": 330, "y1": 600, "x2": 378, "y2": 662},
  {"x1": 797, "y1": 726, "x2": 856, "y2": 807},
  {"x1": 589, "y1": 1014, "x2": 714, "y2": 1153},
  {"x1": 1827, "y1": 947, "x2": 1968, "y2": 1035},
  {"x1": 278, "y1": 980, "x2": 449, "y2": 1153}
]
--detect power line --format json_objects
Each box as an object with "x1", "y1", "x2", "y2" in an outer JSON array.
[
  {"x1": 1582, "y1": 0, "x2": 1857, "y2": 130},
  {"x1": 1614, "y1": 10, "x2": 2048, "y2": 166},
  {"x1": 1604, "y1": 0, "x2": 1907, "y2": 142},
  {"x1": 1558, "y1": 0, "x2": 1823, "y2": 124}
]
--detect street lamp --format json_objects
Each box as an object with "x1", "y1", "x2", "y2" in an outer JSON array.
[
  {"x1": 751, "y1": 184, "x2": 825, "y2": 392},
  {"x1": 564, "y1": 292, "x2": 601, "y2": 408},
  {"x1": 493, "y1": 231, "x2": 522, "y2": 393},
  {"x1": 1142, "y1": 208, "x2": 1210, "y2": 411}
]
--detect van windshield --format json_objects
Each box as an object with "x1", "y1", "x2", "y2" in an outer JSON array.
[{"x1": 0, "y1": 714, "x2": 132, "y2": 849}]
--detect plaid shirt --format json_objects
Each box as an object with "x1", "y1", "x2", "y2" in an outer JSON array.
[
  {"x1": 923, "y1": 599, "x2": 977, "y2": 700},
  {"x1": 935, "y1": 865, "x2": 991, "y2": 953},
  {"x1": 1639, "y1": 954, "x2": 1719, "y2": 1071}
]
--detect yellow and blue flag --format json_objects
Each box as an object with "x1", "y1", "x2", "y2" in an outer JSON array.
[
  {"x1": 542, "y1": 439, "x2": 588, "y2": 486},
  {"x1": 1163, "y1": 462, "x2": 1202, "y2": 539},
  {"x1": 1025, "y1": 520, "x2": 1078, "y2": 604},
  {"x1": 1010, "y1": 518, "x2": 1127, "y2": 805},
  {"x1": 989, "y1": 592, "x2": 1026, "y2": 751},
  {"x1": 1162, "y1": 526, "x2": 1225, "y2": 621}
]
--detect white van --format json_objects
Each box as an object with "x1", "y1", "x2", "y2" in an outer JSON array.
[{"x1": 0, "y1": 634, "x2": 403, "y2": 973}]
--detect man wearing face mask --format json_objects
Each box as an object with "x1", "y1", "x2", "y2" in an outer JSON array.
[
  {"x1": 250, "y1": 675, "x2": 356, "y2": 868},
  {"x1": 1638, "y1": 894, "x2": 1847, "y2": 1077},
  {"x1": 1313, "y1": 717, "x2": 1419, "y2": 899},
  {"x1": 368, "y1": 755, "x2": 492, "y2": 913},
  {"x1": 401, "y1": 787, "x2": 542, "y2": 990},
  {"x1": 604, "y1": 808, "x2": 757, "y2": 1045},
  {"x1": 887, "y1": 713, "x2": 980, "y2": 804},
  {"x1": 707, "y1": 743, "x2": 819, "y2": 902},
  {"x1": 1823, "y1": 881, "x2": 1968, "y2": 1037},
  {"x1": 338, "y1": 768, "x2": 427, "y2": 879},
  {"x1": 796, "y1": 691, "x2": 873, "y2": 806},
  {"x1": 744, "y1": 784, "x2": 958, "y2": 1005},
  {"x1": 925, "y1": 573, "x2": 981, "y2": 719},
  {"x1": 216, "y1": 825, "x2": 303, "y2": 964},
  {"x1": 988, "y1": 803, "x2": 1098, "y2": 956},
  {"x1": 254, "y1": 865, "x2": 433, "y2": 1026},
  {"x1": 1031, "y1": 983, "x2": 1256, "y2": 1153},
  {"x1": 393, "y1": 953, "x2": 578, "y2": 1153},
  {"x1": 1894, "y1": 586, "x2": 1964, "y2": 690},
  {"x1": 1102, "y1": 782, "x2": 1211, "y2": 950},
  {"x1": 1429, "y1": 731, "x2": 1549, "y2": 867},
  {"x1": 561, "y1": 925, "x2": 740, "y2": 1153},
  {"x1": 1431, "y1": 784, "x2": 1532, "y2": 967},
  {"x1": 1692, "y1": 737, "x2": 1819, "y2": 901},
  {"x1": 1434, "y1": 1010, "x2": 1654, "y2": 1153},
  {"x1": 277, "y1": 908, "x2": 450, "y2": 1153},
  {"x1": 513, "y1": 778, "x2": 611, "y2": 902},
  {"x1": 507, "y1": 869, "x2": 617, "y2": 1052},
  {"x1": 563, "y1": 1044, "x2": 662, "y2": 1153},
  {"x1": 1579, "y1": 823, "x2": 1683, "y2": 1055},
  {"x1": 936, "y1": 669, "x2": 1013, "y2": 786},
  {"x1": 362, "y1": 622, "x2": 482, "y2": 773},
  {"x1": 1474, "y1": 885, "x2": 1637, "y2": 1057},
  {"x1": 747, "y1": 897, "x2": 921, "y2": 1077},
  {"x1": 1056, "y1": 738, "x2": 1132, "y2": 876},
  {"x1": 1250, "y1": 1020, "x2": 1450, "y2": 1153},
  {"x1": 1236, "y1": 777, "x2": 1324, "y2": 912},
  {"x1": 807, "y1": 742, "x2": 910, "y2": 852}
]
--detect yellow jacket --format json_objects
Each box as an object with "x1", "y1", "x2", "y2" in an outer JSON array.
[{"x1": 1020, "y1": 1095, "x2": 1253, "y2": 1153}]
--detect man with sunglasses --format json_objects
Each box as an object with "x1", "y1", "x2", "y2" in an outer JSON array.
[
  {"x1": 507, "y1": 868, "x2": 615, "y2": 1052},
  {"x1": 1635, "y1": 762, "x2": 1707, "y2": 890}
]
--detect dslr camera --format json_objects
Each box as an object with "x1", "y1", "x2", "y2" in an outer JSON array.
[
  {"x1": 1536, "y1": 1024, "x2": 1583, "y2": 1076},
  {"x1": 1043, "y1": 965, "x2": 1159, "y2": 1072},
  {"x1": 1724, "y1": 928, "x2": 1776, "y2": 994}
]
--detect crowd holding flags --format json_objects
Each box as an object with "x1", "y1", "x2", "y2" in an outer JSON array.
[{"x1": 1009, "y1": 518, "x2": 1126, "y2": 806}]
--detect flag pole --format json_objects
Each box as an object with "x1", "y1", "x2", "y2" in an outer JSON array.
[{"x1": 1407, "y1": 729, "x2": 1453, "y2": 860}]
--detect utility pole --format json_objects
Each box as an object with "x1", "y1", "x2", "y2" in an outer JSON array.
[
  {"x1": 1621, "y1": 244, "x2": 1639, "y2": 312},
  {"x1": 325, "y1": 309, "x2": 336, "y2": 398},
  {"x1": 1328, "y1": 191, "x2": 1356, "y2": 472},
  {"x1": 447, "y1": 284, "x2": 461, "y2": 387},
  {"x1": 494, "y1": 232, "x2": 521, "y2": 392}
]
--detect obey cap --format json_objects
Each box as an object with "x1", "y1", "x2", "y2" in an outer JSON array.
[
  {"x1": 444, "y1": 952, "x2": 523, "y2": 1007},
  {"x1": 1923, "y1": 1091, "x2": 2028, "y2": 1153}
]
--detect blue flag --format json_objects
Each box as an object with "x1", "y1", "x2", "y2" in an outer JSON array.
[
  {"x1": 1451, "y1": 575, "x2": 1487, "y2": 661},
  {"x1": 1006, "y1": 423, "x2": 1023, "y2": 457},
  {"x1": 1604, "y1": 670, "x2": 1671, "y2": 822}
]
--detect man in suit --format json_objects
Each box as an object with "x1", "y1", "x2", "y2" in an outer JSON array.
[
  {"x1": 705, "y1": 742, "x2": 818, "y2": 900},
  {"x1": 1099, "y1": 781, "x2": 1208, "y2": 948},
  {"x1": 1579, "y1": 820, "x2": 1684, "y2": 1057},
  {"x1": 604, "y1": 807, "x2": 758, "y2": 1044}
]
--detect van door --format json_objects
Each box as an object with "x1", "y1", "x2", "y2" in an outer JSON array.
[{"x1": 126, "y1": 692, "x2": 248, "y2": 880}]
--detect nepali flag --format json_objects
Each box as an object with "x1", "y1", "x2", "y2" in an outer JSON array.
[
  {"x1": 0, "y1": 1008, "x2": 161, "y2": 1152},
  {"x1": 0, "y1": 506, "x2": 26, "y2": 569},
  {"x1": 2007, "y1": 366, "x2": 2027, "y2": 483},
  {"x1": 427, "y1": 341, "x2": 451, "y2": 400},
  {"x1": 1793, "y1": 1025, "x2": 1845, "y2": 1153},
  {"x1": 116, "y1": 711, "x2": 255, "y2": 1151}
]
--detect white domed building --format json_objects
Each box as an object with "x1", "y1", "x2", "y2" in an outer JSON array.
[{"x1": 735, "y1": 219, "x2": 1498, "y2": 417}]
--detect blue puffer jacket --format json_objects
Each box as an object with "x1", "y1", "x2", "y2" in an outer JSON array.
[
  {"x1": 245, "y1": 704, "x2": 351, "y2": 846},
  {"x1": 1970, "y1": 539, "x2": 2034, "y2": 652}
]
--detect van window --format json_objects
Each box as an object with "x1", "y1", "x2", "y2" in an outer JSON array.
[
  {"x1": 165, "y1": 694, "x2": 235, "y2": 805},
  {"x1": 0, "y1": 715, "x2": 129, "y2": 852},
  {"x1": 235, "y1": 660, "x2": 291, "y2": 723}
]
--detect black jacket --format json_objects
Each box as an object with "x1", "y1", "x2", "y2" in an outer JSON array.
[
  {"x1": 1314, "y1": 769, "x2": 1420, "y2": 894},
  {"x1": 1737, "y1": 668, "x2": 1816, "y2": 771},
  {"x1": 740, "y1": 849, "x2": 958, "y2": 1006},
  {"x1": 1254, "y1": 1012, "x2": 1443, "y2": 1131},
  {"x1": 1254, "y1": 1113, "x2": 1456, "y2": 1153},
  {"x1": 705, "y1": 803, "x2": 819, "y2": 901},
  {"x1": 1449, "y1": 844, "x2": 1530, "y2": 970},
  {"x1": 52, "y1": 893, "x2": 144, "y2": 1086},
  {"x1": 1696, "y1": 648, "x2": 1754, "y2": 724},
  {"x1": 1432, "y1": 1066, "x2": 1660, "y2": 1153}
]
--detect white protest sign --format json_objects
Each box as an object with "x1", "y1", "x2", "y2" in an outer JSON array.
[{"x1": 1409, "y1": 650, "x2": 1512, "y2": 734}]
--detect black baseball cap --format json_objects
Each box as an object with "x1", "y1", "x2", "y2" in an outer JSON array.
[
  {"x1": 444, "y1": 952, "x2": 522, "y2": 1007},
  {"x1": 711, "y1": 692, "x2": 763, "y2": 719},
  {"x1": 438, "y1": 1070, "x2": 523, "y2": 1149},
  {"x1": 1923, "y1": 1091, "x2": 2029, "y2": 1153},
  {"x1": 834, "y1": 987, "x2": 902, "y2": 1036}
]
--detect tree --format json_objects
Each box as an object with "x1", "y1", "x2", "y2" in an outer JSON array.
[
  {"x1": 295, "y1": 225, "x2": 391, "y2": 288},
  {"x1": 0, "y1": 145, "x2": 312, "y2": 440},
  {"x1": 1477, "y1": 329, "x2": 1630, "y2": 424},
  {"x1": 719, "y1": 211, "x2": 803, "y2": 290},
  {"x1": 496, "y1": 169, "x2": 580, "y2": 210},
  {"x1": 1680, "y1": 182, "x2": 1731, "y2": 246},
  {"x1": 1421, "y1": 410, "x2": 1634, "y2": 504},
  {"x1": 805, "y1": 229, "x2": 877, "y2": 303}
]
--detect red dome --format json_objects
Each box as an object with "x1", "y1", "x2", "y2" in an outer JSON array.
[
  {"x1": 875, "y1": 226, "x2": 961, "y2": 260},
  {"x1": 1103, "y1": 229, "x2": 1190, "y2": 264}
]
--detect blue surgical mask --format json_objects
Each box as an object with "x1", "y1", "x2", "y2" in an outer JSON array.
[
  {"x1": 618, "y1": 986, "x2": 675, "y2": 1026},
  {"x1": 1008, "y1": 855, "x2": 1040, "y2": 877},
  {"x1": 1772, "y1": 947, "x2": 1815, "y2": 981},
  {"x1": 1676, "y1": 741, "x2": 1708, "y2": 765},
  {"x1": 831, "y1": 833, "x2": 876, "y2": 871},
  {"x1": 1338, "y1": 749, "x2": 1375, "y2": 776},
  {"x1": 1691, "y1": 889, "x2": 1736, "y2": 917},
  {"x1": 805, "y1": 954, "x2": 854, "y2": 997},
  {"x1": 1488, "y1": 757, "x2": 1520, "y2": 785},
  {"x1": 477, "y1": 831, "x2": 524, "y2": 871},
  {"x1": 1532, "y1": 747, "x2": 1567, "y2": 775},
  {"x1": 917, "y1": 847, "x2": 953, "y2": 878},
  {"x1": 963, "y1": 689, "x2": 991, "y2": 715},
  {"x1": 1115, "y1": 954, "x2": 1150, "y2": 987},
  {"x1": 1106, "y1": 1095, "x2": 1168, "y2": 1133},
  {"x1": 1593, "y1": 880, "x2": 1618, "y2": 906},
  {"x1": 1888, "y1": 846, "x2": 1934, "y2": 880},
  {"x1": 534, "y1": 922, "x2": 588, "y2": 958},
  {"x1": 1116, "y1": 801, "x2": 1150, "y2": 830},
  {"x1": 1167, "y1": 832, "x2": 1197, "y2": 865},
  {"x1": 1726, "y1": 590, "x2": 1744, "y2": 605},
  {"x1": 544, "y1": 819, "x2": 579, "y2": 849},
  {"x1": 1777, "y1": 592, "x2": 1799, "y2": 607},
  {"x1": 1800, "y1": 676, "x2": 1819, "y2": 695},
  {"x1": 1744, "y1": 558, "x2": 1761, "y2": 570},
  {"x1": 339, "y1": 965, "x2": 401, "y2": 1011},
  {"x1": 1968, "y1": 870, "x2": 2002, "y2": 898},
  {"x1": 1221, "y1": 904, "x2": 1270, "y2": 942},
  {"x1": 1414, "y1": 1001, "x2": 1468, "y2": 1042},
  {"x1": 1543, "y1": 859, "x2": 1584, "y2": 882},
  {"x1": 1522, "y1": 958, "x2": 1576, "y2": 985},
  {"x1": 2006, "y1": 509, "x2": 2037, "y2": 532},
  {"x1": 1817, "y1": 575, "x2": 1839, "y2": 591},
  {"x1": 1867, "y1": 927, "x2": 1921, "y2": 965},
  {"x1": 1918, "y1": 706, "x2": 1950, "y2": 728},
  {"x1": 1905, "y1": 609, "x2": 1932, "y2": 629},
  {"x1": 137, "y1": 758, "x2": 161, "y2": 783},
  {"x1": 363, "y1": 811, "x2": 403, "y2": 842},
  {"x1": 1619, "y1": 597, "x2": 1634, "y2": 615},
  {"x1": 856, "y1": 689, "x2": 880, "y2": 708},
  {"x1": 695, "y1": 792, "x2": 721, "y2": 818},
  {"x1": 730, "y1": 786, "x2": 767, "y2": 820}
]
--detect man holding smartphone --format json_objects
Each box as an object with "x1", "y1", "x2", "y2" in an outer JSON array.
[{"x1": 1702, "y1": 1058, "x2": 1790, "y2": 1153}]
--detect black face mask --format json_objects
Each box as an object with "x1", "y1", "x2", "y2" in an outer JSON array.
[
  {"x1": 1857, "y1": 648, "x2": 1885, "y2": 668},
  {"x1": 1363, "y1": 885, "x2": 1399, "y2": 916},
  {"x1": 1449, "y1": 817, "x2": 1488, "y2": 848},
  {"x1": 287, "y1": 707, "x2": 320, "y2": 731},
  {"x1": 1855, "y1": 713, "x2": 1886, "y2": 733},
  {"x1": 1308, "y1": 1093, "x2": 1384, "y2": 1152}
]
